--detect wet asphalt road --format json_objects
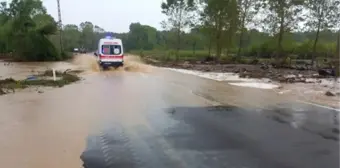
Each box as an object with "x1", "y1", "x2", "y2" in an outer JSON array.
[
  {"x1": 0, "y1": 58, "x2": 339, "y2": 168},
  {"x1": 80, "y1": 69, "x2": 339, "y2": 168}
]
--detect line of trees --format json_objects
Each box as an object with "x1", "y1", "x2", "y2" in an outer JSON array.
[
  {"x1": 140, "y1": 0, "x2": 340, "y2": 65},
  {"x1": 0, "y1": 0, "x2": 339, "y2": 64},
  {"x1": 99, "y1": 0, "x2": 339, "y2": 65}
]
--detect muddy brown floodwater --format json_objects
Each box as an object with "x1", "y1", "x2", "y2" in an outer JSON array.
[
  {"x1": 0, "y1": 54, "x2": 338, "y2": 168},
  {"x1": 0, "y1": 54, "x2": 153, "y2": 168}
]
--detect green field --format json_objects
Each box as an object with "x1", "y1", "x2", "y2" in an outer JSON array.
[
  {"x1": 129, "y1": 49, "x2": 335, "y2": 68},
  {"x1": 129, "y1": 49, "x2": 258, "y2": 63},
  {"x1": 129, "y1": 50, "x2": 210, "y2": 62}
]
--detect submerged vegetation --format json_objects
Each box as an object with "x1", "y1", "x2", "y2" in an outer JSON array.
[{"x1": 0, "y1": 69, "x2": 82, "y2": 95}]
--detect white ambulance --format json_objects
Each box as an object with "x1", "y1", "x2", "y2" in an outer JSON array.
[{"x1": 94, "y1": 36, "x2": 124, "y2": 68}]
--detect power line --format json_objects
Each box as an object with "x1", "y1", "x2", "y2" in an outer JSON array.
[{"x1": 56, "y1": 0, "x2": 63, "y2": 53}]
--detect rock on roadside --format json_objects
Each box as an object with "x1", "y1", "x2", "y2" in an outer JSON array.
[{"x1": 325, "y1": 91, "x2": 336, "y2": 96}]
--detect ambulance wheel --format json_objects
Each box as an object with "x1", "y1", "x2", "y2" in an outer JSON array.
[{"x1": 101, "y1": 65, "x2": 109, "y2": 71}]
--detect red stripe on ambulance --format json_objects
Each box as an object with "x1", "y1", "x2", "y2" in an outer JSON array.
[
  {"x1": 99, "y1": 55, "x2": 124, "y2": 59},
  {"x1": 103, "y1": 42, "x2": 118, "y2": 45}
]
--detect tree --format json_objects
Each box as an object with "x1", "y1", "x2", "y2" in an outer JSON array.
[
  {"x1": 5, "y1": 0, "x2": 59, "y2": 61},
  {"x1": 200, "y1": 0, "x2": 239, "y2": 59},
  {"x1": 0, "y1": 2, "x2": 10, "y2": 24},
  {"x1": 161, "y1": 0, "x2": 196, "y2": 61},
  {"x1": 63, "y1": 24, "x2": 81, "y2": 51},
  {"x1": 331, "y1": 0, "x2": 340, "y2": 59},
  {"x1": 187, "y1": 28, "x2": 202, "y2": 55},
  {"x1": 237, "y1": 0, "x2": 260, "y2": 57},
  {"x1": 94, "y1": 25, "x2": 105, "y2": 33},
  {"x1": 199, "y1": 24, "x2": 215, "y2": 56},
  {"x1": 304, "y1": 0, "x2": 340, "y2": 66},
  {"x1": 127, "y1": 23, "x2": 149, "y2": 51},
  {"x1": 0, "y1": 1, "x2": 158, "y2": 59},
  {"x1": 260, "y1": 0, "x2": 304, "y2": 63},
  {"x1": 0, "y1": 2, "x2": 11, "y2": 53},
  {"x1": 79, "y1": 21, "x2": 95, "y2": 50}
]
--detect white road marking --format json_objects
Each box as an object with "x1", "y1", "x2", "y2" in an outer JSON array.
[{"x1": 298, "y1": 100, "x2": 340, "y2": 112}]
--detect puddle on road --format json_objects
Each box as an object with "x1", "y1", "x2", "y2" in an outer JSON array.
[{"x1": 259, "y1": 103, "x2": 340, "y2": 141}]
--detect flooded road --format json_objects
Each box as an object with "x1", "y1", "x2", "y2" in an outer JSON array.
[{"x1": 0, "y1": 55, "x2": 339, "y2": 168}]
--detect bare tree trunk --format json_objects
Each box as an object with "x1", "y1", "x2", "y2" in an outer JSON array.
[
  {"x1": 216, "y1": 38, "x2": 221, "y2": 60},
  {"x1": 275, "y1": 1, "x2": 285, "y2": 65},
  {"x1": 208, "y1": 35, "x2": 212, "y2": 56},
  {"x1": 237, "y1": 15, "x2": 246, "y2": 58},
  {"x1": 176, "y1": 28, "x2": 181, "y2": 61},
  {"x1": 215, "y1": 17, "x2": 223, "y2": 61},
  {"x1": 176, "y1": 7, "x2": 183, "y2": 62},
  {"x1": 237, "y1": 31, "x2": 245, "y2": 57},
  {"x1": 192, "y1": 41, "x2": 196, "y2": 56},
  {"x1": 216, "y1": 30, "x2": 222, "y2": 61},
  {"x1": 312, "y1": 21, "x2": 321, "y2": 68},
  {"x1": 277, "y1": 16, "x2": 284, "y2": 65}
]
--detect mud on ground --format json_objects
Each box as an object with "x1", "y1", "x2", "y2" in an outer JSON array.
[
  {"x1": 141, "y1": 56, "x2": 340, "y2": 108},
  {"x1": 142, "y1": 56, "x2": 338, "y2": 85}
]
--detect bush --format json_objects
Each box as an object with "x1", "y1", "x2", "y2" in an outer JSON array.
[
  {"x1": 61, "y1": 51, "x2": 73, "y2": 60},
  {"x1": 242, "y1": 38, "x2": 336, "y2": 61}
]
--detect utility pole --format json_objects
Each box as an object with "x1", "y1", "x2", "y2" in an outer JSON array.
[{"x1": 57, "y1": 0, "x2": 63, "y2": 53}]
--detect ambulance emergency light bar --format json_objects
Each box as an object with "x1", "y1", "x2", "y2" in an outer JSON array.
[{"x1": 105, "y1": 32, "x2": 115, "y2": 39}]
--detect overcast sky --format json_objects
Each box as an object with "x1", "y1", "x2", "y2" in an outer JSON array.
[{"x1": 42, "y1": 0, "x2": 166, "y2": 33}]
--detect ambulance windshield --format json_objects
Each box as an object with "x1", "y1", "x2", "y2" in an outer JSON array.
[{"x1": 101, "y1": 45, "x2": 122, "y2": 55}]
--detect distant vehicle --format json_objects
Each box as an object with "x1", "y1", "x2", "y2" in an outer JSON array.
[
  {"x1": 94, "y1": 36, "x2": 124, "y2": 69},
  {"x1": 73, "y1": 48, "x2": 79, "y2": 52},
  {"x1": 80, "y1": 48, "x2": 86, "y2": 53}
]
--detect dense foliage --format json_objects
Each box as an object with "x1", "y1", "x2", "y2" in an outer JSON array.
[
  {"x1": 0, "y1": 0, "x2": 61, "y2": 61},
  {"x1": 0, "y1": 0, "x2": 111, "y2": 61},
  {"x1": 127, "y1": 0, "x2": 339, "y2": 63}
]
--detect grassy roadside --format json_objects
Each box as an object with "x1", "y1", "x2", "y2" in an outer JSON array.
[
  {"x1": 129, "y1": 50, "x2": 332, "y2": 67},
  {"x1": 0, "y1": 69, "x2": 82, "y2": 95},
  {"x1": 130, "y1": 50, "x2": 210, "y2": 62}
]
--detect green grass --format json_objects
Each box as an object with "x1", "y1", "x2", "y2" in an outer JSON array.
[
  {"x1": 130, "y1": 49, "x2": 267, "y2": 62},
  {"x1": 129, "y1": 50, "x2": 210, "y2": 62}
]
